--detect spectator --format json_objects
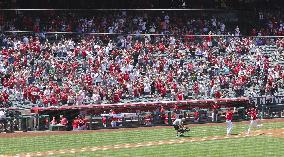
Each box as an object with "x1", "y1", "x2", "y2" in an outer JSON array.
[{"x1": 0, "y1": 10, "x2": 283, "y2": 110}]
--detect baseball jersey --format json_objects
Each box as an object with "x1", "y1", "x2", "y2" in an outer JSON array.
[
  {"x1": 102, "y1": 117, "x2": 107, "y2": 123},
  {"x1": 73, "y1": 119, "x2": 79, "y2": 128},
  {"x1": 60, "y1": 118, "x2": 68, "y2": 126},
  {"x1": 249, "y1": 111, "x2": 257, "y2": 120},
  {"x1": 226, "y1": 111, "x2": 233, "y2": 121},
  {"x1": 173, "y1": 119, "x2": 182, "y2": 126}
]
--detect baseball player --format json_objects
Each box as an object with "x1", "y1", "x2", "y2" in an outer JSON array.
[
  {"x1": 212, "y1": 103, "x2": 219, "y2": 122},
  {"x1": 225, "y1": 108, "x2": 235, "y2": 136},
  {"x1": 173, "y1": 115, "x2": 185, "y2": 137},
  {"x1": 247, "y1": 108, "x2": 262, "y2": 134}
]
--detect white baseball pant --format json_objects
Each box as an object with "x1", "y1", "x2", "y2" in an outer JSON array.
[
  {"x1": 226, "y1": 120, "x2": 233, "y2": 135},
  {"x1": 247, "y1": 120, "x2": 261, "y2": 134}
]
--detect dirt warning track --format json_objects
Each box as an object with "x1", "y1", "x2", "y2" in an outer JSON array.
[{"x1": 0, "y1": 118, "x2": 283, "y2": 139}]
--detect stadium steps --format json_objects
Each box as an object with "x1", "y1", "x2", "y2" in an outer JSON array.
[
  {"x1": 277, "y1": 89, "x2": 284, "y2": 95},
  {"x1": 260, "y1": 45, "x2": 277, "y2": 55}
]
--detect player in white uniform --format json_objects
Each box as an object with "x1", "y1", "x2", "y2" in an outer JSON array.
[
  {"x1": 173, "y1": 115, "x2": 185, "y2": 137},
  {"x1": 247, "y1": 108, "x2": 262, "y2": 134}
]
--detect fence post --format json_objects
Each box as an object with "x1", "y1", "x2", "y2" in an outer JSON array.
[{"x1": 168, "y1": 112, "x2": 172, "y2": 125}]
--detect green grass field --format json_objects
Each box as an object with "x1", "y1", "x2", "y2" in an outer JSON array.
[
  {"x1": 0, "y1": 121, "x2": 284, "y2": 157},
  {"x1": 50, "y1": 136, "x2": 284, "y2": 157}
]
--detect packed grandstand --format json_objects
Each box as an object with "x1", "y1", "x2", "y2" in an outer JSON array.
[{"x1": 0, "y1": 8, "x2": 283, "y2": 109}]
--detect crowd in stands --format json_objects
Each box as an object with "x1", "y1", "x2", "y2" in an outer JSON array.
[
  {"x1": 1, "y1": 10, "x2": 283, "y2": 36},
  {"x1": 2, "y1": 11, "x2": 232, "y2": 36},
  {"x1": 2, "y1": 0, "x2": 283, "y2": 10},
  {"x1": 0, "y1": 11, "x2": 284, "y2": 108}
]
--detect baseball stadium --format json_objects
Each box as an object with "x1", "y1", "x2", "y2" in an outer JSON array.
[{"x1": 0, "y1": 0, "x2": 284, "y2": 157}]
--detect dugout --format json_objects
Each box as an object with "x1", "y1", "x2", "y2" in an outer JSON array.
[
  {"x1": 30, "y1": 97, "x2": 252, "y2": 129},
  {"x1": 260, "y1": 104, "x2": 284, "y2": 118},
  {"x1": 88, "y1": 115, "x2": 104, "y2": 129},
  {"x1": 141, "y1": 112, "x2": 153, "y2": 126},
  {"x1": 35, "y1": 115, "x2": 50, "y2": 130},
  {"x1": 250, "y1": 96, "x2": 284, "y2": 119},
  {"x1": 32, "y1": 108, "x2": 80, "y2": 131},
  {"x1": 164, "y1": 111, "x2": 174, "y2": 125},
  {"x1": 19, "y1": 115, "x2": 34, "y2": 131}
]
